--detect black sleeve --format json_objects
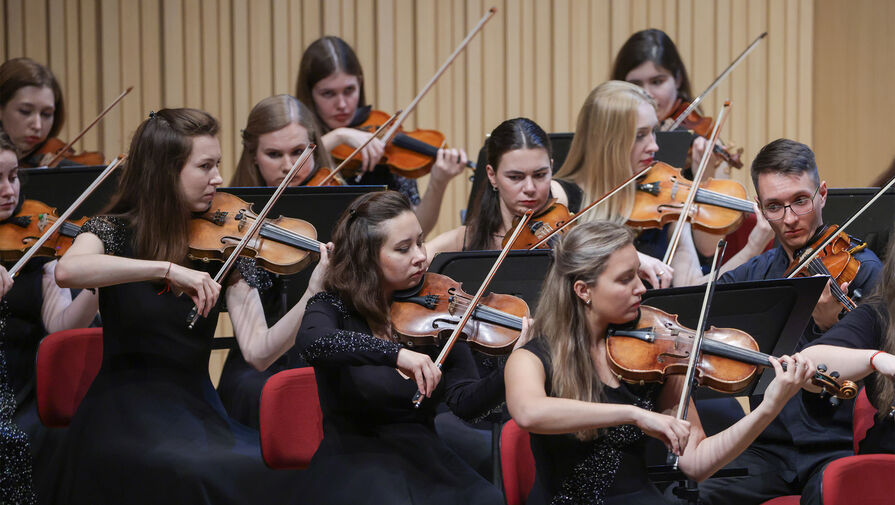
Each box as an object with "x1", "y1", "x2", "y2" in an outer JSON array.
[
  {"x1": 78, "y1": 215, "x2": 128, "y2": 256},
  {"x1": 805, "y1": 303, "x2": 884, "y2": 350},
  {"x1": 296, "y1": 292, "x2": 402, "y2": 368},
  {"x1": 442, "y1": 342, "x2": 506, "y2": 422}
]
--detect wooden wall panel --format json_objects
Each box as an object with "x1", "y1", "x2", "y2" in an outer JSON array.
[
  {"x1": 814, "y1": 0, "x2": 895, "y2": 187},
  {"x1": 2, "y1": 0, "x2": 825, "y2": 238}
]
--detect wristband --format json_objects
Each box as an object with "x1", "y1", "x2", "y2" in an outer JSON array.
[{"x1": 870, "y1": 350, "x2": 885, "y2": 372}]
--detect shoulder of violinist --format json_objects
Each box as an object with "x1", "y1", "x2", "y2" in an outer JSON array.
[{"x1": 425, "y1": 225, "x2": 467, "y2": 264}]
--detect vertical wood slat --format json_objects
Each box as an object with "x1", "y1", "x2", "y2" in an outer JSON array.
[
  {"x1": 6, "y1": 0, "x2": 25, "y2": 58},
  {"x1": 2, "y1": 0, "x2": 831, "y2": 234},
  {"x1": 120, "y1": 0, "x2": 142, "y2": 156},
  {"x1": 79, "y1": 0, "x2": 100, "y2": 151},
  {"x1": 98, "y1": 0, "x2": 121, "y2": 157},
  {"x1": 23, "y1": 0, "x2": 49, "y2": 66}
]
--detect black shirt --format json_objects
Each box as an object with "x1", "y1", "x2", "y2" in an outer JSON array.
[{"x1": 807, "y1": 303, "x2": 895, "y2": 454}]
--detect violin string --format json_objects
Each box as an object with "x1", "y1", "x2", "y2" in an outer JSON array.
[
  {"x1": 807, "y1": 258, "x2": 856, "y2": 310},
  {"x1": 450, "y1": 296, "x2": 523, "y2": 328}
]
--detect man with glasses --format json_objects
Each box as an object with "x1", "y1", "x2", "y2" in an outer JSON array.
[{"x1": 692, "y1": 138, "x2": 882, "y2": 505}]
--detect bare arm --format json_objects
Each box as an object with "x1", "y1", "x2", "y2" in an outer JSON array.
[
  {"x1": 505, "y1": 348, "x2": 692, "y2": 455},
  {"x1": 675, "y1": 354, "x2": 814, "y2": 481},
  {"x1": 425, "y1": 226, "x2": 467, "y2": 264},
  {"x1": 226, "y1": 243, "x2": 332, "y2": 370},
  {"x1": 671, "y1": 206, "x2": 773, "y2": 287},
  {"x1": 56, "y1": 232, "x2": 221, "y2": 318},
  {"x1": 415, "y1": 148, "x2": 467, "y2": 236},
  {"x1": 41, "y1": 260, "x2": 99, "y2": 333},
  {"x1": 801, "y1": 345, "x2": 895, "y2": 384}
]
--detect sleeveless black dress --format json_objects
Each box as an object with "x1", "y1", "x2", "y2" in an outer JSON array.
[
  {"x1": 522, "y1": 338, "x2": 671, "y2": 505},
  {"x1": 49, "y1": 216, "x2": 304, "y2": 504}
]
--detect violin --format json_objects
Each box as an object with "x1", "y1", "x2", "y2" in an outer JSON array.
[
  {"x1": 330, "y1": 109, "x2": 476, "y2": 179},
  {"x1": 785, "y1": 225, "x2": 865, "y2": 312},
  {"x1": 501, "y1": 199, "x2": 572, "y2": 249},
  {"x1": 188, "y1": 192, "x2": 323, "y2": 276},
  {"x1": 28, "y1": 87, "x2": 133, "y2": 169},
  {"x1": 0, "y1": 200, "x2": 88, "y2": 262},
  {"x1": 32, "y1": 138, "x2": 105, "y2": 168},
  {"x1": 391, "y1": 272, "x2": 529, "y2": 356},
  {"x1": 628, "y1": 162, "x2": 754, "y2": 235},
  {"x1": 666, "y1": 99, "x2": 743, "y2": 169},
  {"x1": 303, "y1": 166, "x2": 345, "y2": 186},
  {"x1": 606, "y1": 305, "x2": 858, "y2": 399}
]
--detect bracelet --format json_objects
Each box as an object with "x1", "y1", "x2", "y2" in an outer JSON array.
[
  {"x1": 870, "y1": 350, "x2": 885, "y2": 372},
  {"x1": 163, "y1": 261, "x2": 172, "y2": 280}
]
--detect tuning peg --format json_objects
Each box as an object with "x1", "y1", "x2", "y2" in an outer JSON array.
[
  {"x1": 829, "y1": 396, "x2": 840, "y2": 407},
  {"x1": 817, "y1": 363, "x2": 828, "y2": 373},
  {"x1": 831, "y1": 371, "x2": 840, "y2": 378}
]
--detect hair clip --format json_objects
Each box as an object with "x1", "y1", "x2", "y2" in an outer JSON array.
[
  {"x1": 148, "y1": 110, "x2": 157, "y2": 120},
  {"x1": 349, "y1": 208, "x2": 358, "y2": 218}
]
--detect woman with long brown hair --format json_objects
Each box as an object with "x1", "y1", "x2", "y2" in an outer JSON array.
[
  {"x1": 295, "y1": 190, "x2": 528, "y2": 504},
  {"x1": 505, "y1": 221, "x2": 813, "y2": 504},
  {"x1": 0, "y1": 58, "x2": 66, "y2": 167},
  {"x1": 295, "y1": 36, "x2": 467, "y2": 235},
  {"x1": 801, "y1": 234, "x2": 895, "y2": 454},
  {"x1": 50, "y1": 108, "x2": 327, "y2": 504}
]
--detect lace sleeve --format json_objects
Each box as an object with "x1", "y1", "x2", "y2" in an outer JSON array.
[
  {"x1": 78, "y1": 216, "x2": 128, "y2": 256},
  {"x1": 297, "y1": 292, "x2": 401, "y2": 367}
]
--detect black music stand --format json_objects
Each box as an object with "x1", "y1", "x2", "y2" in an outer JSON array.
[
  {"x1": 427, "y1": 250, "x2": 553, "y2": 308},
  {"x1": 20, "y1": 165, "x2": 121, "y2": 216},
  {"x1": 823, "y1": 187, "x2": 895, "y2": 261},
  {"x1": 655, "y1": 131, "x2": 693, "y2": 168},
  {"x1": 642, "y1": 276, "x2": 827, "y2": 398},
  {"x1": 220, "y1": 185, "x2": 386, "y2": 306}
]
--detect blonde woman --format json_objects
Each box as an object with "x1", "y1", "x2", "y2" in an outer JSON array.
[
  {"x1": 504, "y1": 221, "x2": 813, "y2": 505},
  {"x1": 554, "y1": 81, "x2": 770, "y2": 286}
]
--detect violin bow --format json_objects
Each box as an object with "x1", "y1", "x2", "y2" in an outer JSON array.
[
  {"x1": 528, "y1": 165, "x2": 654, "y2": 250},
  {"x1": 8, "y1": 155, "x2": 126, "y2": 277},
  {"x1": 314, "y1": 111, "x2": 401, "y2": 186},
  {"x1": 786, "y1": 173, "x2": 895, "y2": 279},
  {"x1": 186, "y1": 144, "x2": 315, "y2": 328},
  {"x1": 662, "y1": 101, "x2": 731, "y2": 266},
  {"x1": 665, "y1": 32, "x2": 766, "y2": 132},
  {"x1": 670, "y1": 239, "x2": 727, "y2": 469},
  {"x1": 411, "y1": 208, "x2": 532, "y2": 408},
  {"x1": 45, "y1": 87, "x2": 135, "y2": 168},
  {"x1": 380, "y1": 7, "x2": 497, "y2": 146}
]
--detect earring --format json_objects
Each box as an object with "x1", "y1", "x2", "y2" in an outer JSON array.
[
  {"x1": 491, "y1": 185, "x2": 498, "y2": 192},
  {"x1": 585, "y1": 299, "x2": 591, "y2": 305}
]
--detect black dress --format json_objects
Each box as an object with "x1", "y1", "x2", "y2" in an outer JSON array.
[
  {"x1": 49, "y1": 216, "x2": 303, "y2": 505},
  {"x1": 522, "y1": 338, "x2": 669, "y2": 505},
  {"x1": 295, "y1": 291, "x2": 505, "y2": 505},
  {"x1": 2, "y1": 258, "x2": 53, "y2": 504},
  {"x1": 807, "y1": 302, "x2": 894, "y2": 454},
  {"x1": 0, "y1": 299, "x2": 36, "y2": 504}
]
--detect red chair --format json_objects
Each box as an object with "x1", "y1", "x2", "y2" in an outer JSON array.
[
  {"x1": 819, "y1": 388, "x2": 895, "y2": 505},
  {"x1": 35, "y1": 327, "x2": 103, "y2": 428},
  {"x1": 258, "y1": 367, "x2": 323, "y2": 469},
  {"x1": 500, "y1": 419, "x2": 536, "y2": 505},
  {"x1": 851, "y1": 388, "x2": 876, "y2": 453}
]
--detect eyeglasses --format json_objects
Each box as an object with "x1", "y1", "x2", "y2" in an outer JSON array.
[{"x1": 760, "y1": 186, "x2": 819, "y2": 221}]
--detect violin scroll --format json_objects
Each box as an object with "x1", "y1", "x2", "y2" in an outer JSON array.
[{"x1": 812, "y1": 363, "x2": 858, "y2": 404}]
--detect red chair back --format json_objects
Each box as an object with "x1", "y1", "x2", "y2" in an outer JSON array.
[
  {"x1": 259, "y1": 367, "x2": 323, "y2": 469},
  {"x1": 821, "y1": 454, "x2": 895, "y2": 504},
  {"x1": 500, "y1": 419, "x2": 536, "y2": 505},
  {"x1": 852, "y1": 388, "x2": 877, "y2": 453},
  {"x1": 35, "y1": 328, "x2": 103, "y2": 427}
]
